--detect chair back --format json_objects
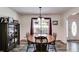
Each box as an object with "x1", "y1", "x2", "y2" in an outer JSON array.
[
  {"x1": 53, "y1": 33, "x2": 57, "y2": 40},
  {"x1": 52, "y1": 33, "x2": 57, "y2": 44},
  {"x1": 35, "y1": 36, "x2": 48, "y2": 43},
  {"x1": 26, "y1": 33, "x2": 30, "y2": 44}
]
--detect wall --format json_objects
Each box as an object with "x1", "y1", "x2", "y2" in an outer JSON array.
[
  {"x1": 0, "y1": 7, "x2": 19, "y2": 20},
  {"x1": 62, "y1": 7, "x2": 79, "y2": 43},
  {"x1": 19, "y1": 14, "x2": 65, "y2": 42}
]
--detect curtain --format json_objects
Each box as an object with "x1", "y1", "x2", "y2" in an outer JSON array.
[
  {"x1": 49, "y1": 18, "x2": 52, "y2": 35},
  {"x1": 30, "y1": 19, "x2": 33, "y2": 35}
]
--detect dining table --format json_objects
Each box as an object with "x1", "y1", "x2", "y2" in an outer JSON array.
[
  {"x1": 28, "y1": 34, "x2": 55, "y2": 43},
  {"x1": 27, "y1": 34, "x2": 55, "y2": 52}
]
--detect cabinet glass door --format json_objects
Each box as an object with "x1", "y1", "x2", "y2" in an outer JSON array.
[{"x1": 8, "y1": 24, "x2": 15, "y2": 47}]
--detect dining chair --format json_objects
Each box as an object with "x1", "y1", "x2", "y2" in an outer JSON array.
[
  {"x1": 35, "y1": 36, "x2": 48, "y2": 52},
  {"x1": 26, "y1": 33, "x2": 36, "y2": 52},
  {"x1": 47, "y1": 33, "x2": 57, "y2": 52}
]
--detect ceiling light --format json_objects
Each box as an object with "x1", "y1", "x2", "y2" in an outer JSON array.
[{"x1": 37, "y1": 7, "x2": 44, "y2": 21}]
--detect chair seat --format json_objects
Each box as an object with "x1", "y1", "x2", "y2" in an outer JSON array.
[
  {"x1": 47, "y1": 45, "x2": 54, "y2": 48},
  {"x1": 26, "y1": 44, "x2": 36, "y2": 52},
  {"x1": 48, "y1": 48, "x2": 55, "y2": 52},
  {"x1": 28, "y1": 44, "x2": 35, "y2": 48},
  {"x1": 27, "y1": 47, "x2": 35, "y2": 52}
]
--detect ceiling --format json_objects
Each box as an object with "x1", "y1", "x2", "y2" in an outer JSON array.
[{"x1": 10, "y1": 7, "x2": 73, "y2": 15}]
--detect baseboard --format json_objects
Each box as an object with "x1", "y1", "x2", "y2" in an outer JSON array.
[
  {"x1": 56, "y1": 40, "x2": 66, "y2": 45},
  {"x1": 20, "y1": 39, "x2": 27, "y2": 42}
]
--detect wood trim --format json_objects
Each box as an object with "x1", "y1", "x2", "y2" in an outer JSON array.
[
  {"x1": 31, "y1": 17, "x2": 51, "y2": 20},
  {"x1": 67, "y1": 39, "x2": 79, "y2": 42},
  {"x1": 56, "y1": 40, "x2": 66, "y2": 45}
]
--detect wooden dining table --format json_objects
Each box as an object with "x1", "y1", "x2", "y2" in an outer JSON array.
[
  {"x1": 27, "y1": 34, "x2": 55, "y2": 52},
  {"x1": 28, "y1": 35, "x2": 55, "y2": 43}
]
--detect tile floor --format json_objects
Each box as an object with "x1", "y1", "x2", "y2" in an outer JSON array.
[{"x1": 10, "y1": 41, "x2": 67, "y2": 52}]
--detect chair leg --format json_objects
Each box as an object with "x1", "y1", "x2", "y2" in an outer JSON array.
[
  {"x1": 48, "y1": 44, "x2": 49, "y2": 51},
  {"x1": 53, "y1": 45, "x2": 57, "y2": 52},
  {"x1": 33, "y1": 44, "x2": 36, "y2": 50},
  {"x1": 26, "y1": 45, "x2": 29, "y2": 52},
  {"x1": 26, "y1": 44, "x2": 36, "y2": 52},
  {"x1": 26, "y1": 43, "x2": 30, "y2": 52}
]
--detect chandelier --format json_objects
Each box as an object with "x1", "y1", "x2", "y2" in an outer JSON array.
[{"x1": 38, "y1": 7, "x2": 44, "y2": 21}]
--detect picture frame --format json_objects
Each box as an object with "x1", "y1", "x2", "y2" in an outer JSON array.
[{"x1": 53, "y1": 20, "x2": 58, "y2": 25}]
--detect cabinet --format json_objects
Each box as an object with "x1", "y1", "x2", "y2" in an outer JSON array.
[
  {"x1": 0, "y1": 17, "x2": 20, "y2": 51},
  {"x1": 1, "y1": 23, "x2": 15, "y2": 51}
]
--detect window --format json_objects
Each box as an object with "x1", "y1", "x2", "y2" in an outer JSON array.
[
  {"x1": 71, "y1": 21, "x2": 77, "y2": 36},
  {"x1": 32, "y1": 18, "x2": 51, "y2": 36}
]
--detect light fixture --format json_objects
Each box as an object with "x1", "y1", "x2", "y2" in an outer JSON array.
[
  {"x1": 37, "y1": 7, "x2": 44, "y2": 35},
  {"x1": 38, "y1": 7, "x2": 44, "y2": 21}
]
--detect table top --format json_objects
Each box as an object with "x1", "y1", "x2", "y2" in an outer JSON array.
[{"x1": 28, "y1": 35, "x2": 55, "y2": 43}]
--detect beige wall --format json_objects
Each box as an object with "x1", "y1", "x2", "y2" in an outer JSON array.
[
  {"x1": 0, "y1": 7, "x2": 19, "y2": 20},
  {"x1": 62, "y1": 7, "x2": 79, "y2": 43},
  {"x1": 19, "y1": 14, "x2": 65, "y2": 42}
]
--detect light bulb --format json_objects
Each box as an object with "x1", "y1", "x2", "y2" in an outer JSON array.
[
  {"x1": 42, "y1": 18, "x2": 44, "y2": 20},
  {"x1": 38, "y1": 18, "x2": 40, "y2": 21}
]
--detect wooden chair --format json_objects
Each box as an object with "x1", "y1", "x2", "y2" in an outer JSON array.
[
  {"x1": 35, "y1": 36, "x2": 48, "y2": 52},
  {"x1": 47, "y1": 33, "x2": 57, "y2": 52},
  {"x1": 26, "y1": 33, "x2": 35, "y2": 52}
]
